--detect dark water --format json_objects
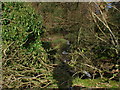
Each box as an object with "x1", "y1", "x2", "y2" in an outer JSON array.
[{"x1": 53, "y1": 61, "x2": 73, "y2": 88}]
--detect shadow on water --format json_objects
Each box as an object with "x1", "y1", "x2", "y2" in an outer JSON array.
[
  {"x1": 41, "y1": 38, "x2": 73, "y2": 88},
  {"x1": 53, "y1": 61, "x2": 73, "y2": 89}
]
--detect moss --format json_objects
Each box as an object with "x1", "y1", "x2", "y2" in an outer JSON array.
[{"x1": 72, "y1": 78, "x2": 120, "y2": 88}]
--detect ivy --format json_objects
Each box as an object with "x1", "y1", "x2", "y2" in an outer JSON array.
[{"x1": 2, "y1": 2, "x2": 44, "y2": 54}]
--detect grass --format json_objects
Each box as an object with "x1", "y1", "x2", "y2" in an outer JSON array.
[
  {"x1": 72, "y1": 78, "x2": 120, "y2": 88},
  {"x1": 46, "y1": 77, "x2": 120, "y2": 88}
]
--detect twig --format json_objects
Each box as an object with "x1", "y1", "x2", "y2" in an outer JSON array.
[
  {"x1": 81, "y1": 63, "x2": 102, "y2": 72},
  {"x1": 3, "y1": 42, "x2": 14, "y2": 56}
]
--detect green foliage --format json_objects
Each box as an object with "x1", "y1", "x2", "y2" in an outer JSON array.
[
  {"x1": 2, "y1": 2, "x2": 52, "y2": 88},
  {"x1": 2, "y1": 2, "x2": 120, "y2": 89},
  {"x1": 2, "y1": 2, "x2": 43, "y2": 54}
]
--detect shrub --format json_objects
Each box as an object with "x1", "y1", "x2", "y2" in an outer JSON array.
[{"x1": 2, "y1": 2, "x2": 51, "y2": 88}]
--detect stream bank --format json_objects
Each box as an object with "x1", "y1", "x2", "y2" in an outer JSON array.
[{"x1": 31, "y1": 2, "x2": 120, "y2": 88}]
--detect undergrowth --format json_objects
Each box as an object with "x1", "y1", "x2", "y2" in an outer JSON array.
[
  {"x1": 2, "y1": 2, "x2": 53, "y2": 88},
  {"x1": 2, "y1": 2, "x2": 120, "y2": 89}
]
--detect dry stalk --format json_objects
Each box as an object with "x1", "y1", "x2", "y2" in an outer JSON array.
[
  {"x1": 91, "y1": 11, "x2": 109, "y2": 40},
  {"x1": 92, "y1": 11, "x2": 118, "y2": 47},
  {"x1": 90, "y1": 3, "x2": 119, "y2": 55},
  {"x1": 3, "y1": 42, "x2": 14, "y2": 56}
]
